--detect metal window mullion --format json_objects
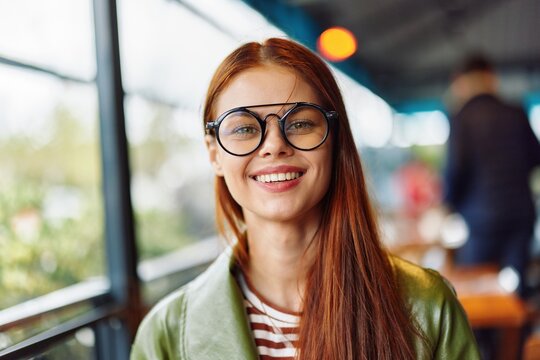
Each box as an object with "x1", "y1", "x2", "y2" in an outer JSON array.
[
  {"x1": 93, "y1": 0, "x2": 141, "y2": 359},
  {"x1": 0, "y1": 55, "x2": 93, "y2": 84},
  {"x1": 0, "y1": 305, "x2": 123, "y2": 360}
]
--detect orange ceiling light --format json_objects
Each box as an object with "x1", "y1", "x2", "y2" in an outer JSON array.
[{"x1": 317, "y1": 27, "x2": 357, "y2": 62}]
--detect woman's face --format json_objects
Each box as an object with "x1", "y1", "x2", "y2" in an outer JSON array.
[{"x1": 206, "y1": 64, "x2": 333, "y2": 224}]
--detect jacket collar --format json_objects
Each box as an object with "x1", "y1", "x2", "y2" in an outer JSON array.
[{"x1": 184, "y1": 248, "x2": 258, "y2": 359}]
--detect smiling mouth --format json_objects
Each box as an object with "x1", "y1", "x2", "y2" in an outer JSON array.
[{"x1": 253, "y1": 172, "x2": 304, "y2": 183}]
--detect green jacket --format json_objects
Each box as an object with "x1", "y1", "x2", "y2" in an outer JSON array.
[{"x1": 131, "y1": 249, "x2": 480, "y2": 359}]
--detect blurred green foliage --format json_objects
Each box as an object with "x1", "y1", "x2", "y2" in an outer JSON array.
[
  {"x1": 0, "y1": 107, "x2": 105, "y2": 309},
  {"x1": 0, "y1": 180, "x2": 103, "y2": 308},
  {"x1": 0, "y1": 104, "x2": 198, "y2": 312}
]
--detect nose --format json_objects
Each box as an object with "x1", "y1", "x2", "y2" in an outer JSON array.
[{"x1": 257, "y1": 114, "x2": 293, "y2": 158}]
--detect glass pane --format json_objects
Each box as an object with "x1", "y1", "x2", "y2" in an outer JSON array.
[
  {"x1": 125, "y1": 95, "x2": 215, "y2": 260},
  {"x1": 0, "y1": 301, "x2": 98, "y2": 351},
  {"x1": 0, "y1": 64, "x2": 104, "y2": 310},
  {"x1": 32, "y1": 328, "x2": 95, "y2": 360},
  {"x1": 118, "y1": 0, "x2": 238, "y2": 109},
  {"x1": 0, "y1": 0, "x2": 96, "y2": 80}
]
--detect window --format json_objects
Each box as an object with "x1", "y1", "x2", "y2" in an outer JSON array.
[
  {"x1": 0, "y1": 0, "x2": 107, "y2": 354},
  {"x1": 0, "y1": 66, "x2": 103, "y2": 311},
  {"x1": 0, "y1": 0, "x2": 102, "y2": 307}
]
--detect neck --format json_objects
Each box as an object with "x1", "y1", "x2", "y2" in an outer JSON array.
[{"x1": 243, "y1": 214, "x2": 320, "y2": 313}]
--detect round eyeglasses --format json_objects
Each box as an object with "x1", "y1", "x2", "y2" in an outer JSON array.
[{"x1": 205, "y1": 102, "x2": 338, "y2": 156}]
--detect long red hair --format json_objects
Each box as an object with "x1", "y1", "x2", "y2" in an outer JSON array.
[{"x1": 203, "y1": 38, "x2": 425, "y2": 359}]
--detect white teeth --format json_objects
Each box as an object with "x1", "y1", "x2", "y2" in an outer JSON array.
[{"x1": 254, "y1": 172, "x2": 302, "y2": 183}]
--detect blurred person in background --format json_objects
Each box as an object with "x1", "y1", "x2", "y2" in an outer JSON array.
[
  {"x1": 131, "y1": 38, "x2": 480, "y2": 359},
  {"x1": 443, "y1": 54, "x2": 540, "y2": 297}
]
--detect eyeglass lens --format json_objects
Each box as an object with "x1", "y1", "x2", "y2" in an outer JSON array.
[{"x1": 218, "y1": 105, "x2": 328, "y2": 155}]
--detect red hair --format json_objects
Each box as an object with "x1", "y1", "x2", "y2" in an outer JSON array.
[{"x1": 203, "y1": 38, "x2": 425, "y2": 359}]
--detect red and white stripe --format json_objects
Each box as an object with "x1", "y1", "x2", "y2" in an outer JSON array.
[{"x1": 237, "y1": 273, "x2": 300, "y2": 360}]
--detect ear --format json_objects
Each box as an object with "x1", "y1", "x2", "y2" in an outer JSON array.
[{"x1": 205, "y1": 134, "x2": 224, "y2": 176}]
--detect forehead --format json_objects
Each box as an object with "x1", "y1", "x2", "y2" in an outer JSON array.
[{"x1": 215, "y1": 65, "x2": 319, "y2": 114}]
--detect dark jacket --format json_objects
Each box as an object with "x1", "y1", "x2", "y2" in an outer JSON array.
[
  {"x1": 444, "y1": 94, "x2": 540, "y2": 226},
  {"x1": 131, "y1": 249, "x2": 480, "y2": 359}
]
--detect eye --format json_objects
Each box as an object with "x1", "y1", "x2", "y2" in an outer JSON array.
[
  {"x1": 232, "y1": 125, "x2": 260, "y2": 136},
  {"x1": 286, "y1": 119, "x2": 315, "y2": 134},
  {"x1": 219, "y1": 112, "x2": 261, "y2": 139}
]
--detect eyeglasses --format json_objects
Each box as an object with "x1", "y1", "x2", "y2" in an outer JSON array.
[{"x1": 205, "y1": 102, "x2": 338, "y2": 156}]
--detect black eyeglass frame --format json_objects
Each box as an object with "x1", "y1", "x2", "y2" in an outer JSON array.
[{"x1": 205, "y1": 102, "x2": 339, "y2": 156}]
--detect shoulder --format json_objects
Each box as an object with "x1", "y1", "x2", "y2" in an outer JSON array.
[
  {"x1": 390, "y1": 256, "x2": 481, "y2": 358},
  {"x1": 390, "y1": 256, "x2": 455, "y2": 302},
  {"x1": 390, "y1": 256, "x2": 459, "y2": 331},
  {"x1": 131, "y1": 287, "x2": 188, "y2": 359},
  {"x1": 145, "y1": 286, "x2": 189, "y2": 327},
  {"x1": 461, "y1": 95, "x2": 526, "y2": 118},
  {"x1": 130, "y1": 249, "x2": 234, "y2": 359}
]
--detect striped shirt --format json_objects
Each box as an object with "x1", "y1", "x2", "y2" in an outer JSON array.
[{"x1": 237, "y1": 273, "x2": 300, "y2": 360}]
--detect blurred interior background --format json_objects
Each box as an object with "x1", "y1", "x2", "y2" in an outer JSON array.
[{"x1": 0, "y1": 0, "x2": 539, "y2": 359}]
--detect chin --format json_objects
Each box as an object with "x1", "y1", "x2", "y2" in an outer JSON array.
[
  {"x1": 260, "y1": 210, "x2": 298, "y2": 222},
  {"x1": 253, "y1": 203, "x2": 322, "y2": 224}
]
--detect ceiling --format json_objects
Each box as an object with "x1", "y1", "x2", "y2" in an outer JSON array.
[{"x1": 244, "y1": 0, "x2": 540, "y2": 110}]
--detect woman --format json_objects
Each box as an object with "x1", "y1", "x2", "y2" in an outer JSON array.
[{"x1": 131, "y1": 38, "x2": 479, "y2": 359}]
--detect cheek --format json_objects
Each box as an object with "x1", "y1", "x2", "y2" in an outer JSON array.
[{"x1": 219, "y1": 156, "x2": 248, "y2": 193}]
